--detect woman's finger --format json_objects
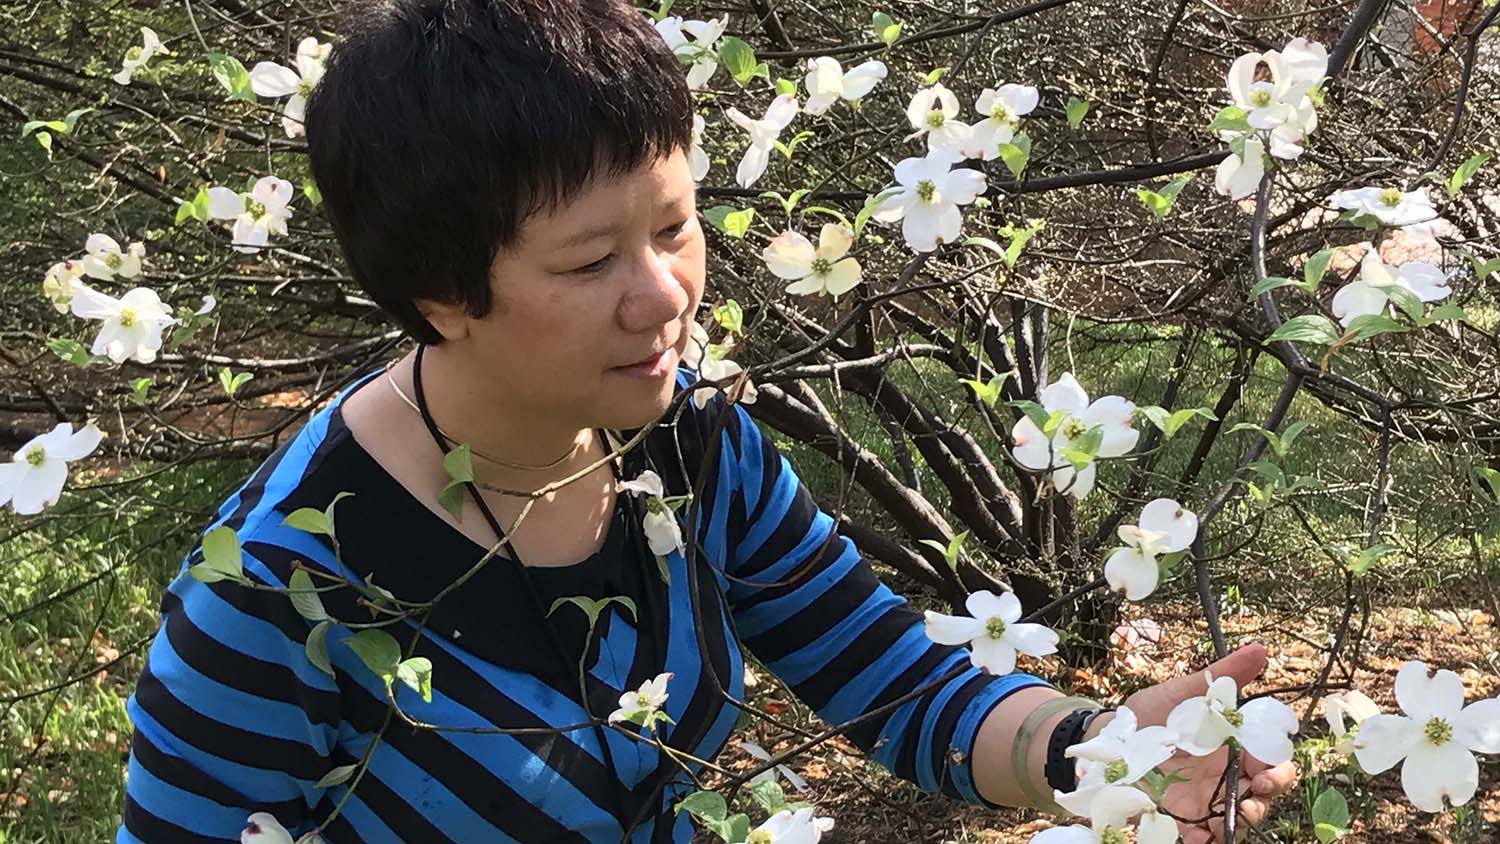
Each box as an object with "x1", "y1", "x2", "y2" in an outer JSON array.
[{"x1": 1251, "y1": 761, "x2": 1298, "y2": 796}]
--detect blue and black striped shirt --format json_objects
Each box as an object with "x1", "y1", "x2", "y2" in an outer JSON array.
[{"x1": 116, "y1": 365, "x2": 1047, "y2": 843}]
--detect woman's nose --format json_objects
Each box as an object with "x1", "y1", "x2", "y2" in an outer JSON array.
[{"x1": 618, "y1": 248, "x2": 690, "y2": 334}]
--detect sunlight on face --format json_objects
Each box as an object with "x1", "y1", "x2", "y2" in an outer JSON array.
[{"x1": 463, "y1": 148, "x2": 706, "y2": 430}]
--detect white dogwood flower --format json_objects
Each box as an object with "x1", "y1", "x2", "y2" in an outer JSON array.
[
  {"x1": 114, "y1": 27, "x2": 167, "y2": 86},
  {"x1": 905, "y1": 83, "x2": 971, "y2": 159},
  {"x1": 207, "y1": 176, "x2": 295, "y2": 253},
  {"x1": 725, "y1": 94, "x2": 798, "y2": 188},
  {"x1": 1104, "y1": 499, "x2": 1198, "y2": 600},
  {"x1": 923, "y1": 589, "x2": 1059, "y2": 676},
  {"x1": 654, "y1": 16, "x2": 727, "y2": 90},
  {"x1": 802, "y1": 57, "x2": 886, "y2": 115},
  {"x1": 1166, "y1": 672, "x2": 1299, "y2": 765},
  {"x1": 741, "y1": 740, "x2": 811, "y2": 793},
  {"x1": 617, "y1": 470, "x2": 685, "y2": 556},
  {"x1": 968, "y1": 84, "x2": 1038, "y2": 160},
  {"x1": 689, "y1": 114, "x2": 710, "y2": 181},
  {"x1": 42, "y1": 259, "x2": 85, "y2": 313},
  {"x1": 608, "y1": 672, "x2": 672, "y2": 725},
  {"x1": 81, "y1": 234, "x2": 145, "y2": 281},
  {"x1": 1354, "y1": 660, "x2": 1500, "y2": 812},
  {"x1": 1324, "y1": 689, "x2": 1381, "y2": 755},
  {"x1": 1330, "y1": 186, "x2": 1437, "y2": 230},
  {"x1": 870, "y1": 151, "x2": 987, "y2": 253},
  {"x1": 0, "y1": 422, "x2": 103, "y2": 515},
  {"x1": 763, "y1": 223, "x2": 862, "y2": 298},
  {"x1": 1214, "y1": 138, "x2": 1266, "y2": 200},
  {"x1": 1010, "y1": 373, "x2": 1139, "y2": 500},
  {"x1": 682, "y1": 322, "x2": 757, "y2": 408},
  {"x1": 1330, "y1": 244, "x2": 1450, "y2": 327},
  {"x1": 1033, "y1": 785, "x2": 1172, "y2": 844},
  {"x1": 1055, "y1": 706, "x2": 1177, "y2": 821},
  {"x1": 249, "y1": 37, "x2": 329, "y2": 138},
  {"x1": 741, "y1": 807, "x2": 834, "y2": 844},
  {"x1": 69, "y1": 283, "x2": 177, "y2": 364},
  {"x1": 241, "y1": 812, "x2": 294, "y2": 844}
]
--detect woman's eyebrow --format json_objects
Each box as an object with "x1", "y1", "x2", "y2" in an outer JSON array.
[{"x1": 556, "y1": 222, "x2": 623, "y2": 250}]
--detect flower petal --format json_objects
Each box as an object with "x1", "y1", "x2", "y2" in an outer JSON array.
[
  {"x1": 1401, "y1": 739, "x2": 1478, "y2": 812},
  {"x1": 822, "y1": 258, "x2": 862, "y2": 297},
  {"x1": 1041, "y1": 373, "x2": 1089, "y2": 415},
  {"x1": 1104, "y1": 547, "x2": 1159, "y2": 600},
  {"x1": 1455, "y1": 698, "x2": 1500, "y2": 753},
  {"x1": 1138, "y1": 498, "x2": 1197, "y2": 551},
  {"x1": 1003, "y1": 622, "x2": 1059, "y2": 659},
  {"x1": 968, "y1": 635, "x2": 1016, "y2": 675},
  {"x1": 1353, "y1": 713, "x2": 1419, "y2": 774},
  {"x1": 762, "y1": 231, "x2": 816, "y2": 279},
  {"x1": 923, "y1": 611, "x2": 982, "y2": 646},
  {"x1": 249, "y1": 62, "x2": 302, "y2": 98},
  {"x1": 1395, "y1": 661, "x2": 1464, "y2": 721},
  {"x1": 815, "y1": 223, "x2": 853, "y2": 262}
]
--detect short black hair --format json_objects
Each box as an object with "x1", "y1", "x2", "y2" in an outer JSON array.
[{"x1": 306, "y1": 0, "x2": 693, "y2": 344}]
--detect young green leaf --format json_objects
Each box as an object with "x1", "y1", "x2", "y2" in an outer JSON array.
[
  {"x1": 1348, "y1": 542, "x2": 1394, "y2": 576},
  {"x1": 343, "y1": 629, "x2": 402, "y2": 683},
  {"x1": 1266, "y1": 314, "x2": 1340, "y2": 346},
  {"x1": 871, "y1": 12, "x2": 901, "y2": 45},
  {"x1": 717, "y1": 37, "x2": 758, "y2": 85},
  {"x1": 1446, "y1": 152, "x2": 1490, "y2": 198},
  {"x1": 702, "y1": 206, "x2": 755, "y2": 238},
  {"x1": 674, "y1": 790, "x2": 728, "y2": 821},
  {"x1": 998, "y1": 131, "x2": 1031, "y2": 181},
  {"x1": 1303, "y1": 248, "x2": 1335, "y2": 287},
  {"x1": 315, "y1": 763, "x2": 358, "y2": 789},
  {"x1": 191, "y1": 525, "x2": 247, "y2": 584},
  {"x1": 1065, "y1": 96, "x2": 1089, "y2": 128},
  {"x1": 207, "y1": 52, "x2": 255, "y2": 101},
  {"x1": 305, "y1": 620, "x2": 335, "y2": 677},
  {"x1": 395, "y1": 656, "x2": 434, "y2": 702},
  {"x1": 288, "y1": 568, "x2": 330, "y2": 622}
]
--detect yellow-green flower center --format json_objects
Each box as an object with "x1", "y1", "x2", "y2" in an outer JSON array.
[
  {"x1": 748, "y1": 830, "x2": 773, "y2": 844},
  {"x1": 985, "y1": 616, "x2": 1007, "y2": 640},
  {"x1": 298, "y1": 81, "x2": 313, "y2": 97},
  {"x1": 1222, "y1": 707, "x2": 1244, "y2": 728},
  {"x1": 118, "y1": 305, "x2": 138, "y2": 328},
  {"x1": 646, "y1": 497, "x2": 667, "y2": 515},
  {"x1": 25, "y1": 445, "x2": 46, "y2": 468},
  {"x1": 989, "y1": 103, "x2": 1013, "y2": 123},
  {"x1": 635, "y1": 693, "x2": 653, "y2": 709},
  {"x1": 811, "y1": 256, "x2": 832, "y2": 277},
  {"x1": 915, "y1": 179, "x2": 937, "y2": 203},
  {"x1": 1100, "y1": 829, "x2": 1127, "y2": 844},
  {"x1": 1104, "y1": 759, "x2": 1129, "y2": 782},
  {"x1": 1062, "y1": 418, "x2": 1087, "y2": 439},
  {"x1": 125, "y1": 46, "x2": 142, "y2": 62},
  {"x1": 925, "y1": 110, "x2": 945, "y2": 129},
  {"x1": 1250, "y1": 89, "x2": 1272, "y2": 107},
  {"x1": 105, "y1": 253, "x2": 122, "y2": 269},
  {"x1": 1379, "y1": 187, "x2": 1403, "y2": 207},
  {"x1": 1424, "y1": 716, "x2": 1453, "y2": 746},
  {"x1": 248, "y1": 200, "x2": 267, "y2": 220}
]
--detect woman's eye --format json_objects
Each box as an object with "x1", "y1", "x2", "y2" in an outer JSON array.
[
  {"x1": 658, "y1": 220, "x2": 689, "y2": 239},
  {"x1": 570, "y1": 254, "x2": 614, "y2": 275}
]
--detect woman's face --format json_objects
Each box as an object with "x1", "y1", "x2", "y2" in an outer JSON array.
[{"x1": 426, "y1": 148, "x2": 707, "y2": 431}]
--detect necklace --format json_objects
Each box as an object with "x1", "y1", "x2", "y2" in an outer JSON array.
[{"x1": 383, "y1": 357, "x2": 583, "y2": 472}]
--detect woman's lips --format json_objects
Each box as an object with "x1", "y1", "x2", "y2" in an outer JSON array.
[{"x1": 612, "y1": 347, "x2": 676, "y2": 379}]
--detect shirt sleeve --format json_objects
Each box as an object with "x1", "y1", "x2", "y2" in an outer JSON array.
[
  {"x1": 117, "y1": 525, "x2": 342, "y2": 843},
  {"x1": 711, "y1": 400, "x2": 1050, "y2": 804}
]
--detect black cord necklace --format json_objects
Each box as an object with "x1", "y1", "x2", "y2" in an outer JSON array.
[{"x1": 409, "y1": 343, "x2": 677, "y2": 830}]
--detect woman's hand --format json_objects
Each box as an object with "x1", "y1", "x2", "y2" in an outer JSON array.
[{"x1": 1109, "y1": 644, "x2": 1300, "y2": 843}]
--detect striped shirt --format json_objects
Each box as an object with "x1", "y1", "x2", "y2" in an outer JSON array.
[{"x1": 116, "y1": 365, "x2": 1047, "y2": 843}]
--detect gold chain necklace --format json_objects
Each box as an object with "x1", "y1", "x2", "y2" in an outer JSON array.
[{"x1": 382, "y1": 358, "x2": 583, "y2": 473}]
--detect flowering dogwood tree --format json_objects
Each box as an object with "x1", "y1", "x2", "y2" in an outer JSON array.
[{"x1": 4, "y1": 0, "x2": 1500, "y2": 842}]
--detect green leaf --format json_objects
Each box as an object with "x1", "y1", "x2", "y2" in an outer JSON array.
[
  {"x1": 1421, "y1": 303, "x2": 1467, "y2": 325},
  {"x1": 1341, "y1": 314, "x2": 1408, "y2": 342},
  {"x1": 129, "y1": 377, "x2": 151, "y2": 403},
  {"x1": 34, "y1": 130, "x2": 53, "y2": 155},
  {"x1": 547, "y1": 595, "x2": 638, "y2": 629},
  {"x1": 712, "y1": 299, "x2": 744, "y2": 334},
  {"x1": 1312, "y1": 786, "x2": 1350, "y2": 831},
  {"x1": 1473, "y1": 256, "x2": 1500, "y2": 281},
  {"x1": 922, "y1": 67, "x2": 948, "y2": 85},
  {"x1": 996, "y1": 219, "x2": 1043, "y2": 268},
  {"x1": 1304, "y1": 248, "x2": 1336, "y2": 287},
  {"x1": 1058, "y1": 424, "x2": 1103, "y2": 470},
  {"x1": 20, "y1": 119, "x2": 65, "y2": 138},
  {"x1": 443, "y1": 443, "x2": 474, "y2": 484},
  {"x1": 871, "y1": 12, "x2": 901, "y2": 45},
  {"x1": 61, "y1": 107, "x2": 93, "y2": 135},
  {"x1": 674, "y1": 790, "x2": 727, "y2": 821},
  {"x1": 343, "y1": 629, "x2": 402, "y2": 683},
  {"x1": 207, "y1": 52, "x2": 255, "y2": 101},
  {"x1": 1372, "y1": 283, "x2": 1424, "y2": 323},
  {"x1": 199, "y1": 526, "x2": 245, "y2": 580},
  {"x1": 288, "y1": 568, "x2": 330, "y2": 622},
  {"x1": 1266, "y1": 314, "x2": 1340, "y2": 345},
  {"x1": 854, "y1": 187, "x2": 901, "y2": 238},
  {"x1": 283, "y1": 507, "x2": 333, "y2": 536},
  {"x1": 702, "y1": 206, "x2": 754, "y2": 239},
  {"x1": 302, "y1": 180, "x2": 323, "y2": 207},
  {"x1": 395, "y1": 656, "x2": 433, "y2": 702},
  {"x1": 717, "y1": 37, "x2": 757, "y2": 85},
  {"x1": 174, "y1": 200, "x2": 197, "y2": 225},
  {"x1": 1349, "y1": 543, "x2": 1394, "y2": 576},
  {"x1": 748, "y1": 778, "x2": 786, "y2": 814},
  {"x1": 1139, "y1": 405, "x2": 1218, "y2": 437},
  {"x1": 1315, "y1": 822, "x2": 1343, "y2": 844},
  {"x1": 1208, "y1": 105, "x2": 1251, "y2": 134},
  {"x1": 998, "y1": 131, "x2": 1031, "y2": 181},
  {"x1": 217, "y1": 367, "x2": 253, "y2": 397},
  {"x1": 1248, "y1": 276, "x2": 1300, "y2": 298},
  {"x1": 960, "y1": 373, "x2": 1006, "y2": 407},
  {"x1": 1277, "y1": 420, "x2": 1311, "y2": 456},
  {"x1": 1065, "y1": 96, "x2": 1089, "y2": 128},
  {"x1": 1446, "y1": 152, "x2": 1490, "y2": 198},
  {"x1": 315, "y1": 763, "x2": 357, "y2": 789},
  {"x1": 1136, "y1": 173, "x2": 1193, "y2": 218},
  {"x1": 1475, "y1": 466, "x2": 1500, "y2": 504},
  {"x1": 648, "y1": 0, "x2": 675, "y2": 22},
  {"x1": 305, "y1": 620, "x2": 335, "y2": 677},
  {"x1": 47, "y1": 337, "x2": 93, "y2": 367},
  {"x1": 1005, "y1": 399, "x2": 1052, "y2": 433}
]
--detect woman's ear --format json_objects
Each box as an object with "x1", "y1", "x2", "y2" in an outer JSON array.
[{"x1": 413, "y1": 295, "x2": 471, "y2": 343}]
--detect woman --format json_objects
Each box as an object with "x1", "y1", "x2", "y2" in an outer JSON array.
[{"x1": 115, "y1": 1, "x2": 1295, "y2": 842}]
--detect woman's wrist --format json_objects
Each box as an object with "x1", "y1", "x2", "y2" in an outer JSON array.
[{"x1": 974, "y1": 688, "x2": 1100, "y2": 811}]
